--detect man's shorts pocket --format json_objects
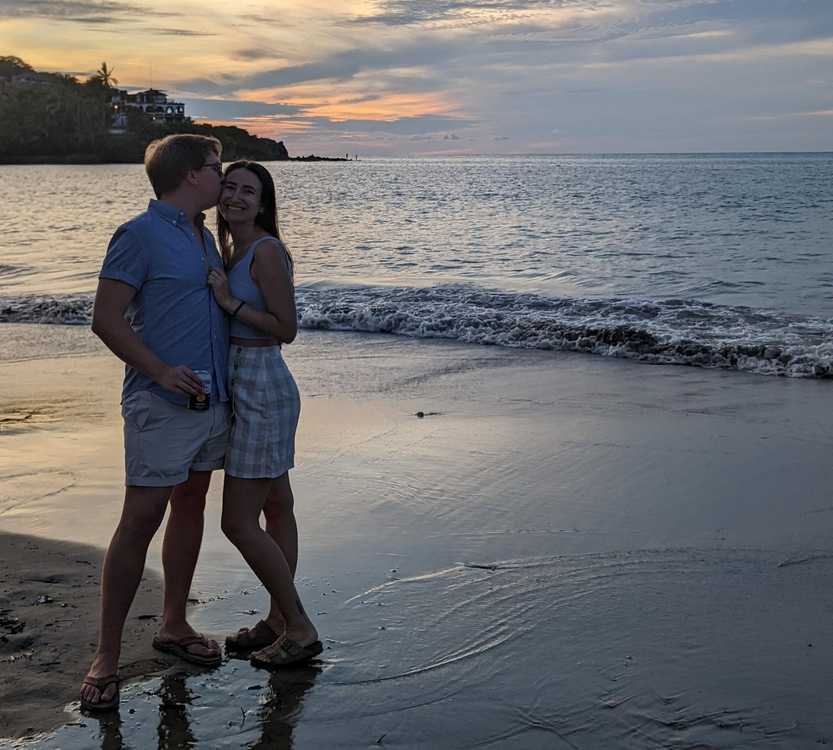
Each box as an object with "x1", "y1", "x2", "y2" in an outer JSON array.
[{"x1": 122, "y1": 390, "x2": 152, "y2": 431}]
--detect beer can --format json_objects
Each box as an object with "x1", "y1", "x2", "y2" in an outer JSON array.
[{"x1": 188, "y1": 369, "x2": 212, "y2": 411}]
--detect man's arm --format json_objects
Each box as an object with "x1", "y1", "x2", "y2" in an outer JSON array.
[{"x1": 92, "y1": 278, "x2": 204, "y2": 396}]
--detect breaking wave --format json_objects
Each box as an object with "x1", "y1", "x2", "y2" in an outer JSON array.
[{"x1": 2, "y1": 284, "x2": 832, "y2": 378}]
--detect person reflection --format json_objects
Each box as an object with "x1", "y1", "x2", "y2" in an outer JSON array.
[
  {"x1": 157, "y1": 673, "x2": 197, "y2": 750},
  {"x1": 250, "y1": 664, "x2": 321, "y2": 750},
  {"x1": 96, "y1": 712, "x2": 126, "y2": 750}
]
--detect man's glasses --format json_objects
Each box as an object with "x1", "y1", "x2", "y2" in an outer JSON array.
[{"x1": 202, "y1": 162, "x2": 223, "y2": 177}]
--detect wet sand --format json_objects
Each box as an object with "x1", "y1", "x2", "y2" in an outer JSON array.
[{"x1": 2, "y1": 326, "x2": 833, "y2": 748}]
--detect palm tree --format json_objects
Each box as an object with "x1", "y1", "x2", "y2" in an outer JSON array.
[{"x1": 94, "y1": 62, "x2": 117, "y2": 88}]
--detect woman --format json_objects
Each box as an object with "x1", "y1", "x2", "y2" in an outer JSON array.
[{"x1": 207, "y1": 161, "x2": 320, "y2": 667}]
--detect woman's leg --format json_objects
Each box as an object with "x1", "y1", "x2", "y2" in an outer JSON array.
[
  {"x1": 262, "y1": 473, "x2": 299, "y2": 627},
  {"x1": 264, "y1": 473, "x2": 298, "y2": 574},
  {"x1": 221, "y1": 475, "x2": 317, "y2": 646}
]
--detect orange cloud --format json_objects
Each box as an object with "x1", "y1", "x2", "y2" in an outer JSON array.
[{"x1": 235, "y1": 83, "x2": 460, "y2": 122}]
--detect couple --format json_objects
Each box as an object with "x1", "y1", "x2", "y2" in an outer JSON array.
[{"x1": 79, "y1": 134, "x2": 320, "y2": 712}]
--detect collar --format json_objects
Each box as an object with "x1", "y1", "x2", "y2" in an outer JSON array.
[{"x1": 148, "y1": 199, "x2": 206, "y2": 229}]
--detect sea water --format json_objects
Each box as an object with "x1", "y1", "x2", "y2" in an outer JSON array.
[{"x1": 1, "y1": 154, "x2": 831, "y2": 376}]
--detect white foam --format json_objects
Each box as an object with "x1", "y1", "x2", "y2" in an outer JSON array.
[{"x1": 2, "y1": 285, "x2": 832, "y2": 378}]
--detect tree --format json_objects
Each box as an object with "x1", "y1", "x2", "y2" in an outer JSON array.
[
  {"x1": 0, "y1": 56, "x2": 34, "y2": 78},
  {"x1": 92, "y1": 62, "x2": 117, "y2": 88}
]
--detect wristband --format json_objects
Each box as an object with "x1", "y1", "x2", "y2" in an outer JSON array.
[{"x1": 231, "y1": 300, "x2": 245, "y2": 318}]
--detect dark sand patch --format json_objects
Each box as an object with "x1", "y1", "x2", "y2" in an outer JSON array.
[{"x1": 0, "y1": 531, "x2": 174, "y2": 741}]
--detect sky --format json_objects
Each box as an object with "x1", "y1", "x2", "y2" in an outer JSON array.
[{"x1": 2, "y1": 0, "x2": 833, "y2": 156}]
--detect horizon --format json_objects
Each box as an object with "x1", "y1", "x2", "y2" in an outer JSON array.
[{"x1": 3, "y1": 1, "x2": 833, "y2": 157}]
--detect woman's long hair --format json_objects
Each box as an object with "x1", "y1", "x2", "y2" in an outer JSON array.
[{"x1": 217, "y1": 161, "x2": 290, "y2": 268}]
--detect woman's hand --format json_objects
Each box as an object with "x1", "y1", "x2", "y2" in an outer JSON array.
[{"x1": 207, "y1": 267, "x2": 235, "y2": 311}]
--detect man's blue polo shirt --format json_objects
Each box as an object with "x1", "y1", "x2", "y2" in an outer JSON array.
[{"x1": 99, "y1": 199, "x2": 229, "y2": 407}]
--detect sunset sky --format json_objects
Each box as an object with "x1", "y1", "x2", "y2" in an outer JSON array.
[{"x1": 3, "y1": 0, "x2": 832, "y2": 156}]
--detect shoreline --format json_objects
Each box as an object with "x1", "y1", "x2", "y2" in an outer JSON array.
[{"x1": 0, "y1": 155, "x2": 352, "y2": 166}]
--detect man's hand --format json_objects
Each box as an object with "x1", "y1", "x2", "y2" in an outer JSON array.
[{"x1": 155, "y1": 365, "x2": 205, "y2": 396}]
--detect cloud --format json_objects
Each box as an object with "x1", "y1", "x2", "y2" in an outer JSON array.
[
  {"x1": 351, "y1": 0, "x2": 608, "y2": 27},
  {"x1": 223, "y1": 112, "x2": 476, "y2": 137},
  {"x1": 235, "y1": 43, "x2": 459, "y2": 92},
  {"x1": 310, "y1": 114, "x2": 476, "y2": 135},
  {"x1": 175, "y1": 39, "x2": 460, "y2": 99},
  {"x1": 181, "y1": 97, "x2": 302, "y2": 120},
  {"x1": 348, "y1": 0, "x2": 833, "y2": 62},
  {"x1": 0, "y1": 0, "x2": 178, "y2": 21},
  {"x1": 175, "y1": 78, "x2": 235, "y2": 96},
  {"x1": 140, "y1": 27, "x2": 216, "y2": 37},
  {"x1": 6, "y1": 0, "x2": 833, "y2": 153}
]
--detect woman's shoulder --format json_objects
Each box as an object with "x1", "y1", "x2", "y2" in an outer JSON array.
[
  {"x1": 252, "y1": 234, "x2": 286, "y2": 254},
  {"x1": 252, "y1": 235, "x2": 293, "y2": 275}
]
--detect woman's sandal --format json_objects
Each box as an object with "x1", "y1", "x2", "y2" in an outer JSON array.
[
  {"x1": 152, "y1": 633, "x2": 222, "y2": 667},
  {"x1": 250, "y1": 636, "x2": 323, "y2": 669},
  {"x1": 80, "y1": 674, "x2": 120, "y2": 712},
  {"x1": 225, "y1": 620, "x2": 280, "y2": 652}
]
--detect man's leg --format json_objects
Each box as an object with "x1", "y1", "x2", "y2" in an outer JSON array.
[
  {"x1": 80, "y1": 484, "x2": 172, "y2": 706},
  {"x1": 157, "y1": 470, "x2": 217, "y2": 659}
]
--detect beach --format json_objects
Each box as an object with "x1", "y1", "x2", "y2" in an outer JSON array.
[{"x1": 2, "y1": 324, "x2": 833, "y2": 748}]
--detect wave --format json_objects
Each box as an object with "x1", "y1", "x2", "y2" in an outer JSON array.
[
  {"x1": 0, "y1": 294, "x2": 92, "y2": 325},
  {"x1": 0, "y1": 264, "x2": 32, "y2": 279},
  {"x1": 2, "y1": 285, "x2": 832, "y2": 378}
]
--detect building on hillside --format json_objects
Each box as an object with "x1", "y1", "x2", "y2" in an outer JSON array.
[{"x1": 110, "y1": 88, "x2": 186, "y2": 131}]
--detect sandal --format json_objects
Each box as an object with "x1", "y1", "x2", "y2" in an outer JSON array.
[
  {"x1": 250, "y1": 636, "x2": 323, "y2": 669},
  {"x1": 152, "y1": 633, "x2": 222, "y2": 667},
  {"x1": 225, "y1": 620, "x2": 280, "y2": 652},
  {"x1": 80, "y1": 673, "x2": 120, "y2": 712}
]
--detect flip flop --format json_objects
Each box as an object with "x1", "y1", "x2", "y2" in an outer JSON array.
[
  {"x1": 250, "y1": 636, "x2": 323, "y2": 669},
  {"x1": 225, "y1": 619, "x2": 280, "y2": 652},
  {"x1": 80, "y1": 673, "x2": 120, "y2": 712},
  {"x1": 152, "y1": 633, "x2": 222, "y2": 667}
]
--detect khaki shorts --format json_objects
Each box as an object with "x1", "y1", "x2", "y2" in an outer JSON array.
[{"x1": 122, "y1": 390, "x2": 230, "y2": 487}]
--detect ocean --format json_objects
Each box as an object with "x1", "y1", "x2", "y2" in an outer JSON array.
[{"x1": 1, "y1": 154, "x2": 831, "y2": 376}]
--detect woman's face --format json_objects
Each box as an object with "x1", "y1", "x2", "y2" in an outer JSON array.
[{"x1": 219, "y1": 168, "x2": 263, "y2": 225}]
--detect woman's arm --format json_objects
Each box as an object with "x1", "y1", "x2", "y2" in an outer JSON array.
[{"x1": 208, "y1": 240, "x2": 297, "y2": 343}]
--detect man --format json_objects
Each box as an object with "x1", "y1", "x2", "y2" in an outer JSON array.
[{"x1": 80, "y1": 134, "x2": 229, "y2": 711}]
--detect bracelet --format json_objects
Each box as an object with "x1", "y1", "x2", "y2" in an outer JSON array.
[{"x1": 231, "y1": 300, "x2": 245, "y2": 318}]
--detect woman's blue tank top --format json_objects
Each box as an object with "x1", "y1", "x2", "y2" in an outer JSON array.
[{"x1": 227, "y1": 235, "x2": 293, "y2": 340}]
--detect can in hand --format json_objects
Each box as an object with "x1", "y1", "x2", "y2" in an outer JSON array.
[{"x1": 188, "y1": 369, "x2": 212, "y2": 411}]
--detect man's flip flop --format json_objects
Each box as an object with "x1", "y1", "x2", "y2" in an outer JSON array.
[
  {"x1": 80, "y1": 674, "x2": 120, "y2": 712},
  {"x1": 225, "y1": 620, "x2": 280, "y2": 652},
  {"x1": 152, "y1": 633, "x2": 222, "y2": 667},
  {"x1": 250, "y1": 637, "x2": 323, "y2": 669}
]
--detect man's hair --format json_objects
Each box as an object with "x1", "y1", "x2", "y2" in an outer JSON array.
[{"x1": 144, "y1": 134, "x2": 222, "y2": 198}]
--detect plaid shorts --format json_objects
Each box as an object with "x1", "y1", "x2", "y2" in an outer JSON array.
[{"x1": 226, "y1": 345, "x2": 300, "y2": 479}]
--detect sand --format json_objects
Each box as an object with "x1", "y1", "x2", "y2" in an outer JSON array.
[
  {"x1": 2, "y1": 326, "x2": 833, "y2": 748},
  {"x1": 0, "y1": 532, "x2": 170, "y2": 741}
]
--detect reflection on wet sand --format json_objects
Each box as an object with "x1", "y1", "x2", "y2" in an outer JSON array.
[
  {"x1": 82, "y1": 666, "x2": 321, "y2": 750},
  {"x1": 251, "y1": 666, "x2": 322, "y2": 750},
  {"x1": 94, "y1": 713, "x2": 124, "y2": 750},
  {"x1": 157, "y1": 674, "x2": 197, "y2": 750}
]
